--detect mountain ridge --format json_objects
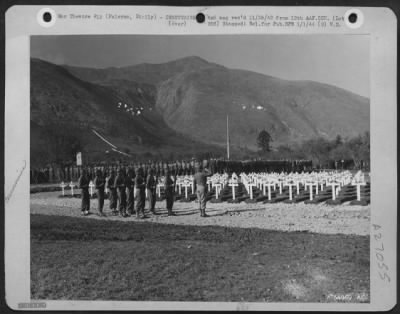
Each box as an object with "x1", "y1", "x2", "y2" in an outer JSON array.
[{"x1": 30, "y1": 56, "x2": 369, "y2": 164}]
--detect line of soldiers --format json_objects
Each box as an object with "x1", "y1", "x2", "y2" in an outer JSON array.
[
  {"x1": 78, "y1": 166, "x2": 177, "y2": 218},
  {"x1": 78, "y1": 163, "x2": 213, "y2": 218}
]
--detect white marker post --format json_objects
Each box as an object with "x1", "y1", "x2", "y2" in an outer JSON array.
[
  {"x1": 69, "y1": 181, "x2": 75, "y2": 196},
  {"x1": 266, "y1": 182, "x2": 275, "y2": 201},
  {"x1": 60, "y1": 181, "x2": 67, "y2": 196},
  {"x1": 229, "y1": 180, "x2": 239, "y2": 200},
  {"x1": 286, "y1": 181, "x2": 296, "y2": 201},
  {"x1": 278, "y1": 180, "x2": 283, "y2": 194},
  {"x1": 306, "y1": 182, "x2": 314, "y2": 201},
  {"x1": 314, "y1": 180, "x2": 319, "y2": 195},
  {"x1": 183, "y1": 181, "x2": 191, "y2": 199},
  {"x1": 89, "y1": 181, "x2": 95, "y2": 197},
  {"x1": 247, "y1": 182, "x2": 256, "y2": 200},
  {"x1": 328, "y1": 182, "x2": 341, "y2": 201},
  {"x1": 353, "y1": 181, "x2": 367, "y2": 201}
]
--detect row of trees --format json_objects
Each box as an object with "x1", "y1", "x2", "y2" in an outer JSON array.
[{"x1": 256, "y1": 129, "x2": 370, "y2": 170}]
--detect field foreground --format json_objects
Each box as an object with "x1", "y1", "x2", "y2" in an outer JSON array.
[{"x1": 31, "y1": 192, "x2": 370, "y2": 302}]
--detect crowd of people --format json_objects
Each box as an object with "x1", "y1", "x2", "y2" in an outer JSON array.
[
  {"x1": 32, "y1": 159, "x2": 313, "y2": 184},
  {"x1": 78, "y1": 163, "x2": 212, "y2": 218}
]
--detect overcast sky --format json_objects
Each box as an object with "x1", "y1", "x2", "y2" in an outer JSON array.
[{"x1": 31, "y1": 34, "x2": 369, "y2": 97}]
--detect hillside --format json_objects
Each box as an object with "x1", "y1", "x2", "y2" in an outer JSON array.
[
  {"x1": 30, "y1": 59, "x2": 224, "y2": 166},
  {"x1": 65, "y1": 56, "x2": 369, "y2": 149},
  {"x1": 31, "y1": 56, "x2": 369, "y2": 165}
]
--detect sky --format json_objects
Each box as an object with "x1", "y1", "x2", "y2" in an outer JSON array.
[{"x1": 31, "y1": 34, "x2": 369, "y2": 97}]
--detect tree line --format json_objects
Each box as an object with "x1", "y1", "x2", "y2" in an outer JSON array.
[{"x1": 256, "y1": 130, "x2": 370, "y2": 170}]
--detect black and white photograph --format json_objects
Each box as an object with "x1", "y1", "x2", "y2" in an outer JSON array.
[{"x1": 28, "y1": 33, "x2": 372, "y2": 303}]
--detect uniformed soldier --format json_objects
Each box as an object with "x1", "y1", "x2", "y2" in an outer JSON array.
[
  {"x1": 135, "y1": 167, "x2": 146, "y2": 219},
  {"x1": 193, "y1": 164, "x2": 212, "y2": 217},
  {"x1": 94, "y1": 169, "x2": 106, "y2": 217},
  {"x1": 146, "y1": 168, "x2": 157, "y2": 214},
  {"x1": 78, "y1": 169, "x2": 90, "y2": 216},
  {"x1": 164, "y1": 169, "x2": 175, "y2": 216},
  {"x1": 114, "y1": 168, "x2": 127, "y2": 217},
  {"x1": 106, "y1": 170, "x2": 118, "y2": 215},
  {"x1": 126, "y1": 168, "x2": 135, "y2": 216}
]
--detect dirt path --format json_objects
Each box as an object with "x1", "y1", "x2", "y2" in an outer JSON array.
[{"x1": 30, "y1": 191, "x2": 370, "y2": 236}]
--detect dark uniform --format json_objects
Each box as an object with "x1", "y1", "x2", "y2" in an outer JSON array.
[
  {"x1": 193, "y1": 166, "x2": 212, "y2": 217},
  {"x1": 135, "y1": 169, "x2": 146, "y2": 218},
  {"x1": 78, "y1": 170, "x2": 90, "y2": 215},
  {"x1": 106, "y1": 172, "x2": 118, "y2": 215},
  {"x1": 146, "y1": 170, "x2": 157, "y2": 213},
  {"x1": 164, "y1": 170, "x2": 175, "y2": 216},
  {"x1": 126, "y1": 169, "x2": 135, "y2": 215},
  {"x1": 114, "y1": 170, "x2": 127, "y2": 217},
  {"x1": 94, "y1": 170, "x2": 106, "y2": 216}
]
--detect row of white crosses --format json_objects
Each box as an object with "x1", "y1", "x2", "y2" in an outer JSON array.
[
  {"x1": 240, "y1": 173, "x2": 257, "y2": 200},
  {"x1": 206, "y1": 173, "x2": 229, "y2": 199},
  {"x1": 60, "y1": 181, "x2": 76, "y2": 196},
  {"x1": 236, "y1": 170, "x2": 356, "y2": 202}
]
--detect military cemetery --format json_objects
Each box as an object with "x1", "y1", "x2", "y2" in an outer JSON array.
[{"x1": 30, "y1": 35, "x2": 370, "y2": 303}]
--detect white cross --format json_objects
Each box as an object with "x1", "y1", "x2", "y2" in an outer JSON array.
[
  {"x1": 69, "y1": 181, "x2": 74, "y2": 196},
  {"x1": 265, "y1": 181, "x2": 275, "y2": 201},
  {"x1": 182, "y1": 180, "x2": 191, "y2": 199},
  {"x1": 89, "y1": 181, "x2": 95, "y2": 197},
  {"x1": 352, "y1": 181, "x2": 366, "y2": 201},
  {"x1": 247, "y1": 182, "x2": 256, "y2": 200},
  {"x1": 278, "y1": 180, "x2": 283, "y2": 194},
  {"x1": 229, "y1": 180, "x2": 239, "y2": 200},
  {"x1": 285, "y1": 181, "x2": 296, "y2": 201},
  {"x1": 306, "y1": 181, "x2": 314, "y2": 200},
  {"x1": 328, "y1": 181, "x2": 341, "y2": 201},
  {"x1": 60, "y1": 181, "x2": 67, "y2": 196}
]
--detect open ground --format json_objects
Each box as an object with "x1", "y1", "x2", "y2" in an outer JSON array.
[{"x1": 31, "y1": 191, "x2": 370, "y2": 302}]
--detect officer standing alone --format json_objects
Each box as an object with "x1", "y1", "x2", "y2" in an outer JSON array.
[{"x1": 193, "y1": 164, "x2": 212, "y2": 217}]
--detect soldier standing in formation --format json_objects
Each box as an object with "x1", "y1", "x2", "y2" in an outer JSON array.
[
  {"x1": 106, "y1": 170, "x2": 118, "y2": 215},
  {"x1": 94, "y1": 169, "x2": 106, "y2": 217},
  {"x1": 193, "y1": 164, "x2": 212, "y2": 217},
  {"x1": 164, "y1": 169, "x2": 175, "y2": 216},
  {"x1": 135, "y1": 167, "x2": 146, "y2": 219},
  {"x1": 126, "y1": 168, "x2": 135, "y2": 216},
  {"x1": 146, "y1": 168, "x2": 157, "y2": 214},
  {"x1": 78, "y1": 169, "x2": 90, "y2": 216},
  {"x1": 114, "y1": 168, "x2": 127, "y2": 217}
]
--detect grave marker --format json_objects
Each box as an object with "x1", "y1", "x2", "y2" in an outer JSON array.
[{"x1": 60, "y1": 181, "x2": 67, "y2": 196}]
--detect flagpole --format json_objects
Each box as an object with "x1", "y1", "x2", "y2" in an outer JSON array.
[{"x1": 227, "y1": 115, "x2": 230, "y2": 160}]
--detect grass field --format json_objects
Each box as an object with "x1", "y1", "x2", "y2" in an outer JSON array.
[{"x1": 31, "y1": 214, "x2": 369, "y2": 302}]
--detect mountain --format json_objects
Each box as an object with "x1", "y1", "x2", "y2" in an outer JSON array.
[
  {"x1": 30, "y1": 58, "x2": 224, "y2": 166},
  {"x1": 31, "y1": 56, "x2": 369, "y2": 165},
  {"x1": 64, "y1": 56, "x2": 369, "y2": 147}
]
